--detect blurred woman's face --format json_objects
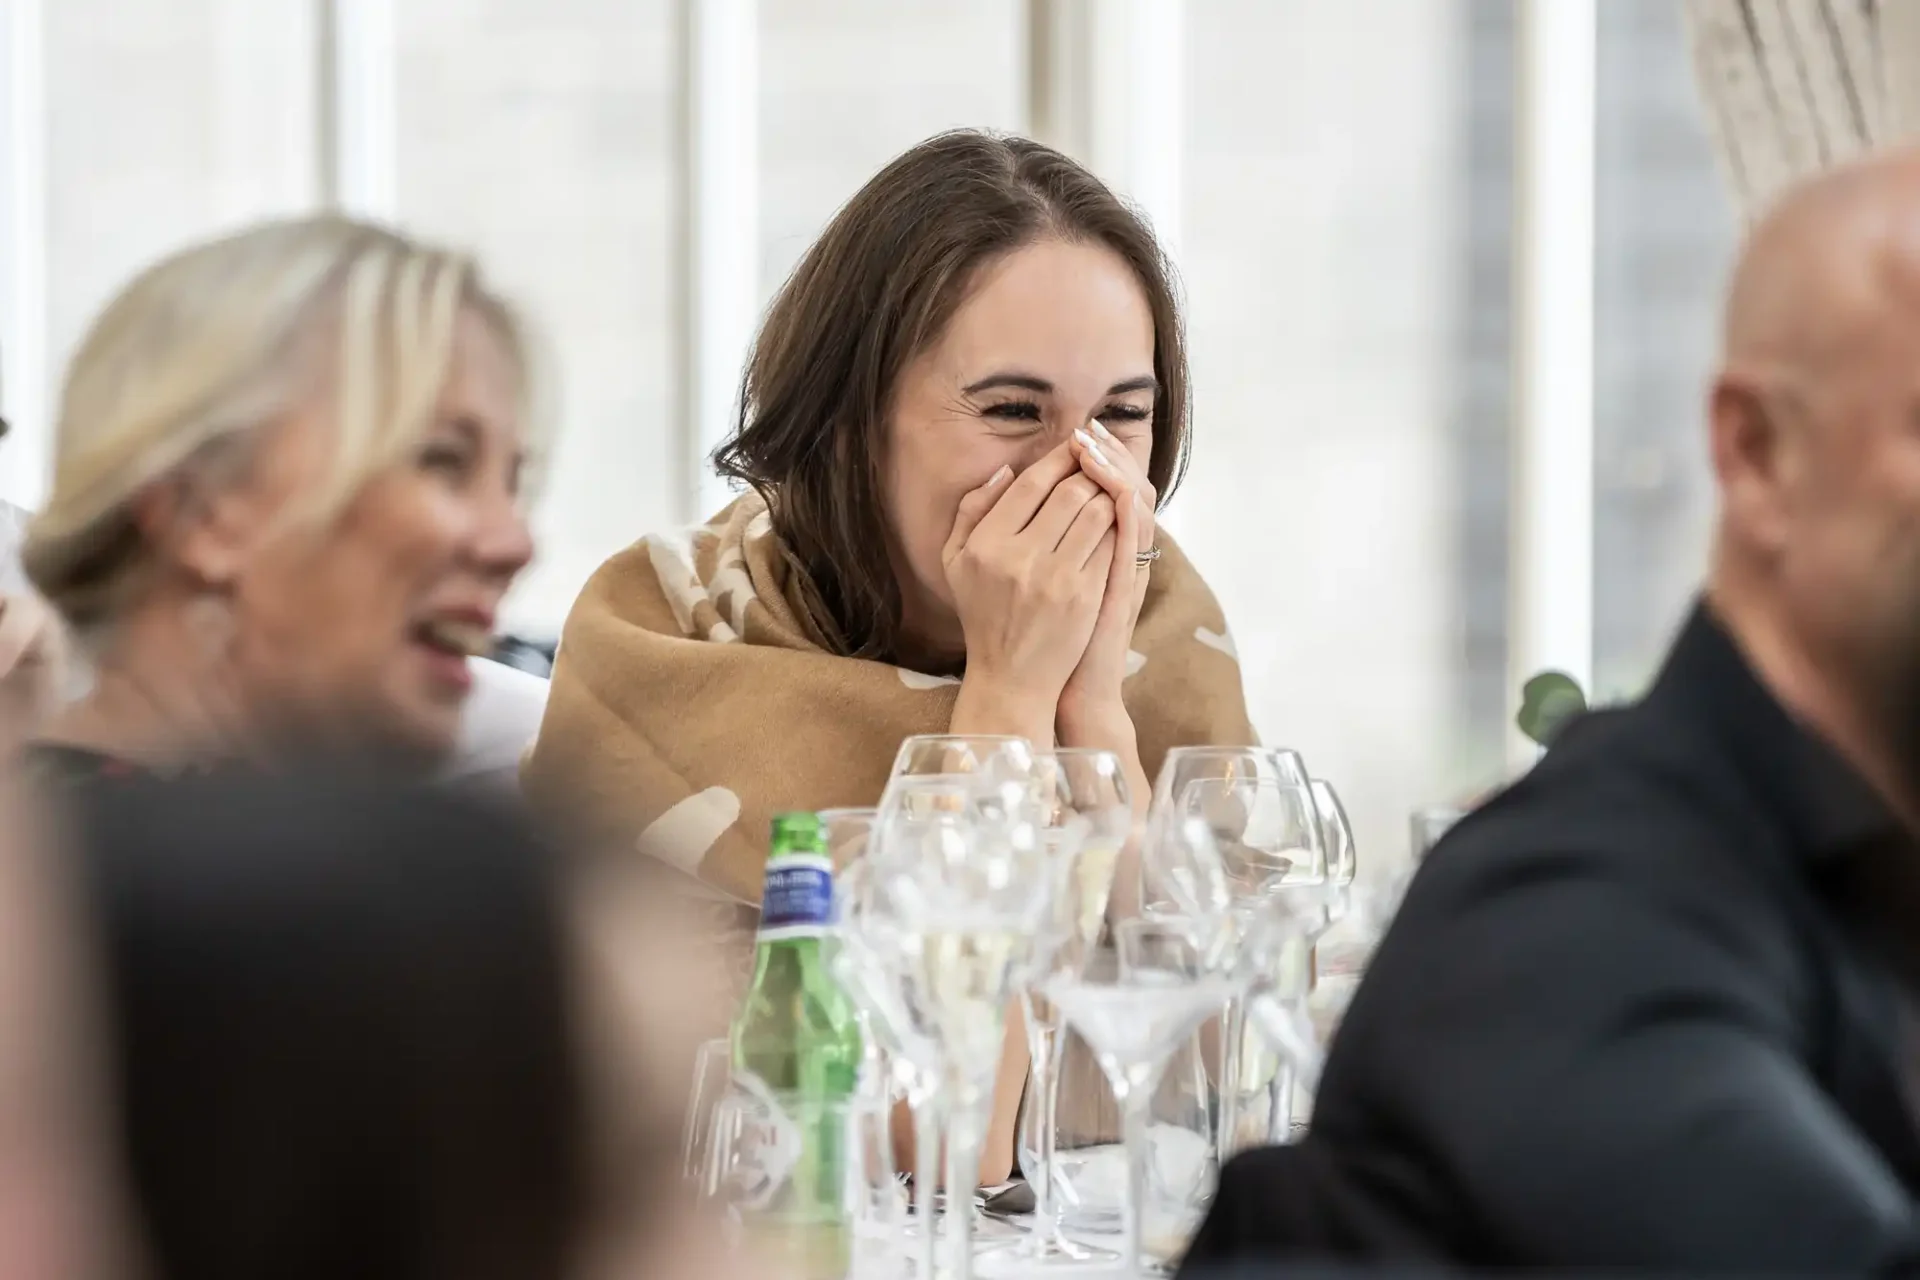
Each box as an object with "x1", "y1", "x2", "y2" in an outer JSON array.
[
  {"x1": 193, "y1": 309, "x2": 534, "y2": 764},
  {"x1": 883, "y1": 238, "x2": 1156, "y2": 659}
]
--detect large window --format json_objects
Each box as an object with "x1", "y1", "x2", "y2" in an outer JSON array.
[
  {"x1": 1593, "y1": 0, "x2": 1735, "y2": 700},
  {"x1": 1, "y1": 0, "x2": 1742, "y2": 871},
  {"x1": 43, "y1": 0, "x2": 316, "y2": 444},
  {"x1": 395, "y1": 0, "x2": 679, "y2": 629},
  {"x1": 1181, "y1": 0, "x2": 1495, "y2": 864}
]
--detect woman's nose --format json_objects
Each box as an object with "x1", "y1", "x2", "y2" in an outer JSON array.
[
  {"x1": 1012, "y1": 428, "x2": 1074, "y2": 474},
  {"x1": 471, "y1": 493, "x2": 535, "y2": 581}
]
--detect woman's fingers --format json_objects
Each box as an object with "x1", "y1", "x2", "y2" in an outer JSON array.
[
  {"x1": 942, "y1": 464, "x2": 1014, "y2": 565},
  {"x1": 970, "y1": 440, "x2": 1082, "y2": 542},
  {"x1": 1072, "y1": 429, "x2": 1135, "y2": 512},
  {"x1": 1101, "y1": 478, "x2": 1139, "y2": 604},
  {"x1": 1025, "y1": 471, "x2": 1105, "y2": 552},
  {"x1": 1060, "y1": 493, "x2": 1117, "y2": 567},
  {"x1": 1080, "y1": 423, "x2": 1157, "y2": 554}
]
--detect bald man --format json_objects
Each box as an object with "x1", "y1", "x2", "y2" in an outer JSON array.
[{"x1": 1181, "y1": 150, "x2": 1920, "y2": 1273}]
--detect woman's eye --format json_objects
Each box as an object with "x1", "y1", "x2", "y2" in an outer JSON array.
[
  {"x1": 418, "y1": 441, "x2": 474, "y2": 477},
  {"x1": 982, "y1": 401, "x2": 1043, "y2": 423},
  {"x1": 1100, "y1": 404, "x2": 1151, "y2": 425}
]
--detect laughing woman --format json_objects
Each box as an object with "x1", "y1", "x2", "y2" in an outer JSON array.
[{"x1": 523, "y1": 130, "x2": 1257, "y2": 1185}]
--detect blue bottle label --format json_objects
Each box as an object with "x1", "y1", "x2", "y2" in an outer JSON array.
[{"x1": 758, "y1": 853, "x2": 835, "y2": 940}]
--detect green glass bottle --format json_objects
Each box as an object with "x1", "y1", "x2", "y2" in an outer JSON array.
[{"x1": 730, "y1": 813, "x2": 863, "y2": 1279}]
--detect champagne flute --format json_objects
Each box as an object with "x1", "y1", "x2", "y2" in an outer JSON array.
[
  {"x1": 879, "y1": 741, "x2": 1033, "y2": 1279},
  {"x1": 872, "y1": 772, "x2": 1047, "y2": 1280},
  {"x1": 834, "y1": 852, "x2": 947, "y2": 1280}
]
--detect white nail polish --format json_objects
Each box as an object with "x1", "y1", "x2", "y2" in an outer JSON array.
[
  {"x1": 1086, "y1": 440, "x2": 1110, "y2": 469},
  {"x1": 1073, "y1": 428, "x2": 1095, "y2": 449},
  {"x1": 1093, "y1": 418, "x2": 1116, "y2": 442}
]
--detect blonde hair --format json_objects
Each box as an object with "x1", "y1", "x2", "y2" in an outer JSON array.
[{"x1": 22, "y1": 214, "x2": 534, "y2": 636}]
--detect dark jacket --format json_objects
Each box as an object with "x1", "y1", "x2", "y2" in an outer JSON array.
[{"x1": 1185, "y1": 603, "x2": 1920, "y2": 1271}]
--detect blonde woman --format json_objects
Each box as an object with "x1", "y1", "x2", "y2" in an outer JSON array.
[{"x1": 21, "y1": 215, "x2": 536, "y2": 781}]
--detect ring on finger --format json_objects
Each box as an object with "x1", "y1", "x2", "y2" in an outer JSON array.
[{"x1": 1134, "y1": 545, "x2": 1162, "y2": 568}]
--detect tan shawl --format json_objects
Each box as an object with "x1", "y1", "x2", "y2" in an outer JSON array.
[{"x1": 521, "y1": 492, "x2": 1256, "y2": 906}]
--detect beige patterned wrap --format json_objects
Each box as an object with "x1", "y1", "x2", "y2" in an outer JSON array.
[{"x1": 522, "y1": 491, "x2": 1256, "y2": 909}]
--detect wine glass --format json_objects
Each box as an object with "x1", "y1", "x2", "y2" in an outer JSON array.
[
  {"x1": 993, "y1": 748, "x2": 1131, "y2": 1269},
  {"x1": 1040, "y1": 977, "x2": 1215, "y2": 1261},
  {"x1": 831, "y1": 855, "x2": 947, "y2": 1280},
  {"x1": 1310, "y1": 779, "x2": 1357, "y2": 896},
  {"x1": 1261, "y1": 778, "x2": 1356, "y2": 1025},
  {"x1": 888, "y1": 734, "x2": 1037, "y2": 797},
  {"x1": 1045, "y1": 918, "x2": 1240, "y2": 1278},
  {"x1": 817, "y1": 806, "x2": 877, "y2": 872},
  {"x1": 1171, "y1": 775, "x2": 1328, "y2": 898},
  {"x1": 681, "y1": 1037, "x2": 734, "y2": 1186},
  {"x1": 1146, "y1": 747, "x2": 1321, "y2": 908},
  {"x1": 1151, "y1": 777, "x2": 1322, "y2": 1158},
  {"x1": 1228, "y1": 895, "x2": 1325, "y2": 1147},
  {"x1": 824, "y1": 807, "x2": 888, "y2": 1102},
  {"x1": 826, "y1": 865, "x2": 905, "y2": 1280},
  {"x1": 1148, "y1": 747, "x2": 1311, "y2": 835}
]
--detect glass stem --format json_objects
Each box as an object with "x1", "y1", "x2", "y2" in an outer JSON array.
[
  {"x1": 914, "y1": 1092, "x2": 942, "y2": 1280},
  {"x1": 1218, "y1": 997, "x2": 1246, "y2": 1162},
  {"x1": 1025, "y1": 1018, "x2": 1062, "y2": 1242},
  {"x1": 1120, "y1": 1077, "x2": 1151, "y2": 1278},
  {"x1": 1271, "y1": 1062, "x2": 1296, "y2": 1145},
  {"x1": 944, "y1": 1096, "x2": 984, "y2": 1280}
]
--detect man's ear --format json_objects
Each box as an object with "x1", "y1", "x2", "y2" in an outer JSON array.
[{"x1": 1710, "y1": 372, "x2": 1797, "y2": 557}]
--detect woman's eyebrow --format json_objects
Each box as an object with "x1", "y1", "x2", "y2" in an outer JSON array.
[
  {"x1": 961, "y1": 373, "x2": 1158, "y2": 396},
  {"x1": 962, "y1": 372, "x2": 1053, "y2": 395}
]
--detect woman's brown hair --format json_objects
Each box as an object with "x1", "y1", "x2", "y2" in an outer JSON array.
[{"x1": 712, "y1": 129, "x2": 1190, "y2": 662}]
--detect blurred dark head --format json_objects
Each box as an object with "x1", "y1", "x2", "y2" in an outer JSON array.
[{"x1": 74, "y1": 770, "x2": 583, "y2": 1280}]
